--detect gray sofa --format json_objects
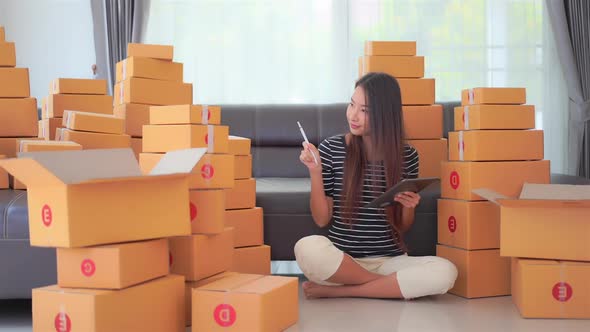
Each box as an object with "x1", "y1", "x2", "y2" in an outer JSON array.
[{"x1": 1, "y1": 102, "x2": 589, "y2": 299}]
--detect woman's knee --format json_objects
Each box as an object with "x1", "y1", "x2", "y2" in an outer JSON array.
[
  {"x1": 293, "y1": 235, "x2": 343, "y2": 283},
  {"x1": 397, "y1": 256, "x2": 458, "y2": 299},
  {"x1": 428, "y1": 257, "x2": 458, "y2": 293}
]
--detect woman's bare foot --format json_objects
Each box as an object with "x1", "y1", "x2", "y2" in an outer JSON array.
[{"x1": 302, "y1": 281, "x2": 342, "y2": 299}]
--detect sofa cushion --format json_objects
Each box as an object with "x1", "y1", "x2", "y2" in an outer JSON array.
[{"x1": 0, "y1": 190, "x2": 27, "y2": 239}]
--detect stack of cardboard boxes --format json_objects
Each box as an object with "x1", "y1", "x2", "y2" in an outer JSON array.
[
  {"x1": 57, "y1": 109, "x2": 129, "y2": 149},
  {"x1": 0, "y1": 26, "x2": 39, "y2": 176},
  {"x1": 41, "y1": 78, "x2": 113, "y2": 142},
  {"x1": 0, "y1": 148, "x2": 205, "y2": 331},
  {"x1": 226, "y1": 136, "x2": 270, "y2": 274},
  {"x1": 436, "y1": 87, "x2": 550, "y2": 298},
  {"x1": 113, "y1": 43, "x2": 188, "y2": 159},
  {"x1": 360, "y1": 41, "x2": 446, "y2": 178}
]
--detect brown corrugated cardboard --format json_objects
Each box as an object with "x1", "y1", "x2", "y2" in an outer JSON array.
[
  {"x1": 114, "y1": 77, "x2": 192, "y2": 106},
  {"x1": 0, "y1": 155, "x2": 7, "y2": 188},
  {"x1": 116, "y1": 56, "x2": 183, "y2": 82},
  {"x1": 403, "y1": 105, "x2": 443, "y2": 139},
  {"x1": 192, "y1": 273, "x2": 298, "y2": 331},
  {"x1": 56, "y1": 238, "x2": 168, "y2": 289},
  {"x1": 0, "y1": 98, "x2": 38, "y2": 136},
  {"x1": 0, "y1": 68, "x2": 29, "y2": 97},
  {"x1": 407, "y1": 139, "x2": 447, "y2": 178},
  {"x1": 189, "y1": 189, "x2": 225, "y2": 234},
  {"x1": 454, "y1": 105, "x2": 536, "y2": 130},
  {"x1": 127, "y1": 43, "x2": 174, "y2": 61},
  {"x1": 59, "y1": 128, "x2": 131, "y2": 149},
  {"x1": 234, "y1": 155, "x2": 252, "y2": 179},
  {"x1": 225, "y1": 178, "x2": 256, "y2": 210},
  {"x1": 448, "y1": 130, "x2": 544, "y2": 161},
  {"x1": 0, "y1": 137, "x2": 40, "y2": 158},
  {"x1": 441, "y1": 160, "x2": 550, "y2": 201},
  {"x1": 474, "y1": 183, "x2": 590, "y2": 261},
  {"x1": 33, "y1": 275, "x2": 185, "y2": 332},
  {"x1": 63, "y1": 111, "x2": 125, "y2": 135},
  {"x1": 398, "y1": 79, "x2": 435, "y2": 105},
  {"x1": 39, "y1": 118, "x2": 63, "y2": 141},
  {"x1": 185, "y1": 272, "x2": 238, "y2": 326},
  {"x1": 143, "y1": 124, "x2": 229, "y2": 154},
  {"x1": 0, "y1": 42, "x2": 16, "y2": 67},
  {"x1": 149, "y1": 105, "x2": 221, "y2": 125},
  {"x1": 113, "y1": 103, "x2": 150, "y2": 137},
  {"x1": 359, "y1": 56, "x2": 424, "y2": 78},
  {"x1": 228, "y1": 136, "x2": 251, "y2": 156},
  {"x1": 437, "y1": 199, "x2": 499, "y2": 250},
  {"x1": 50, "y1": 78, "x2": 107, "y2": 95},
  {"x1": 19, "y1": 140, "x2": 82, "y2": 153},
  {"x1": 0, "y1": 148, "x2": 205, "y2": 247},
  {"x1": 43, "y1": 94, "x2": 113, "y2": 118},
  {"x1": 130, "y1": 137, "x2": 141, "y2": 160},
  {"x1": 230, "y1": 245, "x2": 271, "y2": 275},
  {"x1": 461, "y1": 87, "x2": 526, "y2": 106},
  {"x1": 0, "y1": 26, "x2": 5, "y2": 41},
  {"x1": 364, "y1": 41, "x2": 416, "y2": 56},
  {"x1": 512, "y1": 258, "x2": 590, "y2": 319},
  {"x1": 169, "y1": 228, "x2": 234, "y2": 281},
  {"x1": 225, "y1": 207, "x2": 263, "y2": 248},
  {"x1": 437, "y1": 245, "x2": 510, "y2": 298}
]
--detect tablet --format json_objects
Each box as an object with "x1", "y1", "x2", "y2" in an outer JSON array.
[{"x1": 365, "y1": 177, "x2": 440, "y2": 208}]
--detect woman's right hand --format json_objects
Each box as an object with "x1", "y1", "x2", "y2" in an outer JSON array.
[{"x1": 299, "y1": 142, "x2": 322, "y2": 172}]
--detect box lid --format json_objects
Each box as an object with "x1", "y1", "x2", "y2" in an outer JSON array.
[
  {"x1": 473, "y1": 183, "x2": 590, "y2": 208},
  {"x1": 196, "y1": 274, "x2": 295, "y2": 295},
  {"x1": 0, "y1": 148, "x2": 206, "y2": 186}
]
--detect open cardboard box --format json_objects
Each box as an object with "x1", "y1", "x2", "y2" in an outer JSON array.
[
  {"x1": 0, "y1": 148, "x2": 206, "y2": 248},
  {"x1": 473, "y1": 183, "x2": 590, "y2": 261}
]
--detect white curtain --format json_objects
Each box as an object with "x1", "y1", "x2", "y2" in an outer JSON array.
[{"x1": 144, "y1": 0, "x2": 568, "y2": 174}]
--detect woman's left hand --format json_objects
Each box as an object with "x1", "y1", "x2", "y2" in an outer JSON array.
[{"x1": 394, "y1": 191, "x2": 421, "y2": 209}]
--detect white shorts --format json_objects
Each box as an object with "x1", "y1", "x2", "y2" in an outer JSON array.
[{"x1": 294, "y1": 235, "x2": 458, "y2": 299}]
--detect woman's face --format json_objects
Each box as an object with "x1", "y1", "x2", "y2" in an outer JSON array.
[{"x1": 347, "y1": 86, "x2": 369, "y2": 136}]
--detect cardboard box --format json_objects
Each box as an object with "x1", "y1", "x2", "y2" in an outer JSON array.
[
  {"x1": 59, "y1": 128, "x2": 131, "y2": 150},
  {"x1": 407, "y1": 139, "x2": 447, "y2": 178},
  {"x1": 448, "y1": 130, "x2": 544, "y2": 161},
  {"x1": 51, "y1": 78, "x2": 107, "y2": 95},
  {"x1": 512, "y1": 258, "x2": 590, "y2": 319},
  {"x1": 189, "y1": 189, "x2": 225, "y2": 234},
  {"x1": 229, "y1": 136, "x2": 251, "y2": 156},
  {"x1": 0, "y1": 148, "x2": 204, "y2": 247},
  {"x1": 127, "y1": 43, "x2": 174, "y2": 61},
  {"x1": 454, "y1": 105, "x2": 536, "y2": 130},
  {"x1": 169, "y1": 228, "x2": 234, "y2": 281},
  {"x1": 225, "y1": 178, "x2": 256, "y2": 210},
  {"x1": 359, "y1": 56, "x2": 424, "y2": 78},
  {"x1": 398, "y1": 78, "x2": 435, "y2": 105},
  {"x1": 140, "y1": 152, "x2": 234, "y2": 189},
  {"x1": 441, "y1": 160, "x2": 550, "y2": 201},
  {"x1": 234, "y1": 155, "x2": 252, "y2": 179},
  {"x1": 0, "y1": 137, "x2": 39, "y2": 158},
  {"x1": 403, "y1": 105, "x2": 443, "y2": 139},
  {"x1": 39, "y1": 118, "x2": 63, "y2": 141},
  {"x1": 113, "y1": 103, "x2": 150, "y2": 137},
  {"x1": 116, "y1": 56, "x2": 183, "y2": 82},
  {"x1": 63, "y1": 111, "x2": 125, "y2": 135},
  {"x1": 114, "y1": 77, "x2": 192, "y2": 106},
  {"x1": 437, "y1": 199, "x2": 499, "y2": 250},
  {"x1": 475, "y1": 183, "x2": 590, "y2": 261},
  {"x1": 225, "y1": 207, "x2": 263, "y2": 248},
  {"x1": 0, "y1": 98, "x2": 38, "y2": 136},
  {"x1": 150, "y1": 105, "x2": 221, "y2": 125},
  {"x1": 364, "y1": 41, "x2": 416, "y2": 56},
  {"x1": 143, "y1": 124, "x2": 229, "y2": 154},
  {"x1": 461, "y1": 87, "x2": 526, "y2": 106},
  {"x1": 0, "y1": 42, "x2": 16, "y2": 67},
  {"x1": 43, "y1": 94, "x2": 113, "y2": 118},
  {"x1": 57, "y1": 238, "x2": 168, "y2": 289},
  {"x1": 0, "y1": 155, "x2": 8, "y2": 189},
  {"x1": 436, "y1": 245, "x2": 510, "y2": 298},
  {"x1": 130, "y1": 137, "x2": 141, "y2": 160},
  {"x1": 231, "y1": 245, "x2": 271, "y2": 275},
  {"x1": 0, "y1": 26, "x2": 5, "y2": 41},
  {"x1": 0, "y1": 68, "x2": 29, "y2": 97},
  {"x1": 18, "y1": 140, "x2": 82, "y2": 153},
  {"x1": 33, "y1": 275, "x2": 185, "y2": 332},
  {"x1": 192, "y1": 273, "x2": 298, "y2": 331},
  {"x1": 185, "y1": 272, "x2": 238, "y2": 326}
]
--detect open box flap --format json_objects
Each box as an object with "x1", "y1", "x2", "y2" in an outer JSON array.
[
  {"x1": 0, "y1": 158, "x2": 63, "y2": 187},
  {"x1": 470, "y1": 188, "x2": 511, "y2": 205},
  {"x1": 519, "y1": 183, "x2": 590, "y2": 200},
  {"x1": 149, "y1": 148, "x2": 206, "y2": 175}
]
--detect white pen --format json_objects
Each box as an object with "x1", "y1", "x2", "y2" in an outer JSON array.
[{"x1": 297, "y1": 121, "x2": 319, "y2": 165}]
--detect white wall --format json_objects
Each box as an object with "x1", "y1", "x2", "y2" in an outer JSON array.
[{"x1": 0, "y1": 0, "x2": 96, "y2": 107}]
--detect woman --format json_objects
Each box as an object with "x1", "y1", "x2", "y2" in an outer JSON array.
[{"x1": 296, "y1": 72, "x2": 457, "y2": 299}]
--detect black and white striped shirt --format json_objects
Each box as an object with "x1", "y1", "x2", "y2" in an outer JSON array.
[{"x1": 319, "y1": 134, "x2": 419, "y2": 258}]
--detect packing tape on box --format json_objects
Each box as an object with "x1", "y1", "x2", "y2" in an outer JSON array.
[
  {"x1": 202, "y1": 105, "x2": 209, "y2": 125},
  {"x1": 44, "y1": 101, "x2": 50, "y2": 119},
  {"x1": 458, "y1": 131, "x2": 464, "y2": 161},
  {"x1": 65, "y1": 111, "x2": 73, "y2": 129},
  {"x1": 468, "y1": 89, "x2": 474, "y2": 105},
  {"x1": 53, "y1": 80, "x2": 58, "y2": 94},
  {"x1": 464, "y1": 106, "x2": 470, "y2": 130},
  {"x1": 42, "y1": 121, "x2": 46, "y2": 139},
  {"x1": 56, "y1": 304, "x2": 68, "y2": 331},
  {"x1": 122, "y1": 59, "x2": 127, "y2": 80},
  {"x1": 558, "y1": 261, "x2": 569, "y2": 318},
  {"x1": 119, "y1": 82, "x2": 125, "y2": 105},
  {"x1": 208, "y1": 125, "x2": 214, "y2": 152}
]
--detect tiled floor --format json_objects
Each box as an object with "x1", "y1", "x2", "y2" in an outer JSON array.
[{"x1": 1, "y1": 262, "x2": 588, "y2": 332}]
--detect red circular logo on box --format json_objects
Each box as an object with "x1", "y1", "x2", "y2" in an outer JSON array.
[
  {"x1": 448, "y1": 216, "x2": 457, "y2": 233},
  {"x1": 207, "y1": 109, "x2": 211, "y2": 120},
  {"x1": 42, "y1": 204, "x2": 53, "y2": 227},
  {"x1": 205, "y1": 134, "x2": 209, "y2": 145},
  {"x1": 169, "y1": 252, "x2": 173, "y2": 267},
  {"x1": 201, "y1": 164, "x2": 214, "y2": 179},
  {"x1": 552, "y1": 282, "x2": 573, "y2": 302},
  {"x1": 54, "y1": 312, "x2": 71, "y2": 332},
  {"x1": 450, "y1": 171, "x2": 460, "y2": 190},
  {"x1": 81, "y1": 259, "x2": 96, "y2": 277},
  {"x1": 214, "y1": 304, "x2": 236, "y2": 327},
  {"x1": 190, "y1": 202, "x2": 197, "y2": 221}
]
